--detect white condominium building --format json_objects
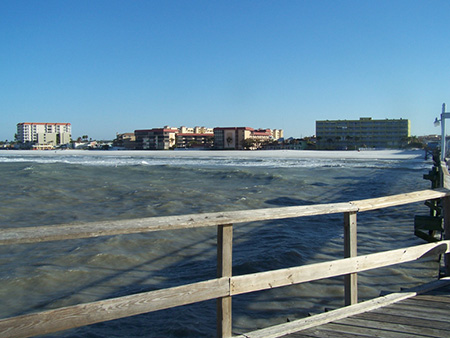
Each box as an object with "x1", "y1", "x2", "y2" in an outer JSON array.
[
  {"x1": 271, "y1": 129, "x2": 284, "y2": 140},
  {"x1": 17, "y1": 122, "x2": 72, "y2": 145}
]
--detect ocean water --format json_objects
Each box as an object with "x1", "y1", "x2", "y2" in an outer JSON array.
[{"x1": 0, "y1": 149, "x2": 438, "y2": 337}]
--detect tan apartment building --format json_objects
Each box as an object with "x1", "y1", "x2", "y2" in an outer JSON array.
[
  {"x1": 134, "y1": 127, "x2": 178, "y2": 150},
  {"x1": 176, "y1": 133, "x2": 214, "y2": 149},
  {"x1": 176, "y1": 126, "x2": 214, "y2": 149},
  {"x1": 316, "y1": 117, "x2": 410, "y2": 149},
  {"x1": 133, "y1": 126, "x2": 214, "y2": 150},
  {"x1": 272, "y1": 129, "x2": 284, "y2": 140},
  {"x1": 113, "y1": 133, "x2": 136, "y2": 149},
  {"x1": 179, "y1": 126, "x2": 214, "y2": 134},
  {"x1": 213, "y1": 127, "x2": 254, "y2": 150},
  {"x1": 132, "y1": 126, "x2": 283, "y2": 150},
  {"x1": 213, "y1": 127, "x2": 283, "y2": 150},
  {"x1": 252, "y1": 129, "x2": 274, "y2": 149}
]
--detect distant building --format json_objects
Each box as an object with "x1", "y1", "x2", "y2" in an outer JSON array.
[
  {"x1": 272, "y1": 129, "x2": 284, "y2": 140},
  {"x1": 175, "y1": 126, "x2": 214, "y2": 149},
  {"x1": 113, "y1": 133, "x2": 136, "y2": 149},
  {"x1": 132, "y1": 126, "x2": 215, "y2": 150},
  {"x1": 179, "y1": 126, "x2": 214, "y2": 135},
  {"x1": 213, "y1": 127, "x2": 283, "y2": 150},
  {"x1": 263, "y1": 138, "x2": 309, "y2": 150},
  {"x1": 132, "y1": 125, "x2": 283, "y2": 150},
  {"x1": 315, "y1": 117, "x2": 410, "y2": 149},
  {"x1": 134, "y1": 127, "x2": 178, "y2": 150},
  {"x1": 16, "y1": 122, "x2": 71, "y2": 148},
  {"x1": 214, "y1": 127, "x2": 254, "y2": 150}
]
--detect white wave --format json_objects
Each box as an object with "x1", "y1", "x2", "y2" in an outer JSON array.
[{"x1": 0, "y1": 149, "x2": 429, "y2": 169}]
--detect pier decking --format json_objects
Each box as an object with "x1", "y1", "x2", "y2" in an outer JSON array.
[{"x1": 241, "y1": 278, "x2": 450, "y2": 338}]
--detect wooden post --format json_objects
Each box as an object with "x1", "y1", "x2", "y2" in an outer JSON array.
[
  {"x1": 217, "y1": 224, "x2": 233, "y2": 338},
  {"x1": 344, "y1": 211, "x2": 357, "y2": 305},
  {"x1": 443, "y1": 197, "x2": 450, "y2": 276}
]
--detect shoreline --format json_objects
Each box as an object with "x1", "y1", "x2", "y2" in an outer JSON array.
[{"x1": 0, "y1": 148, "x2": 425, "y2": 160}]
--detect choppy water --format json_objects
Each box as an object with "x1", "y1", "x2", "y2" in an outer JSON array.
[{"x1": 0, "y1": 149, "x2": 438, "y2": 337}]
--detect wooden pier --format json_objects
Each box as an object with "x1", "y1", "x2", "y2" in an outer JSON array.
[
  {"x1": 237, "y1": 278, "x2": 450, "y2": 338},
  {"x1": 1, "y1": 188, "x2": 450, "y2": 337},
  {"x1": 291, "y1": 281, "x2": 450, "y2": 338}
]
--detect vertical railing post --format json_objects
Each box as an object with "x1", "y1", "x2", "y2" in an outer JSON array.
[
  {"x1": 443, "y1": 197, "x2": 450, "y2": 276},
  {"x1": 344, "y1": 211, "x2": 357, "y2": 305},
  {"x1": 217, "y1": 224, "x2": 233, "y2": 338}
]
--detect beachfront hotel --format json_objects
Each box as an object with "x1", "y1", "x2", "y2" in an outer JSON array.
[
  {"x1": 315, "y1": 117, "x2": 410, "y2": 149},
  {"x1": 16, "y1": 122, "x2": 72, "y2": 149},
  {"x1": 132, "y1": 126, "x2": 284, "y2": 150},
  {"x1": 213, "y1": 127, "x2": 283, "y2": 150},
  {"x1": 134, "y1": 127, "x2": 179, "y2": 150},
  {"x1": 134, "y1": 126, "x2": 215, "y2": 150},
  {"x1": 213, "y1": 127, "x2": 254, "y2": 150}
]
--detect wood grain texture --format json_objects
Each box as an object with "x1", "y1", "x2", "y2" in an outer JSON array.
[
  {"x1": 230, "y1": 241, "x2": 450, "y2": 296},
  {"x1": 217, "y1": 224, "x2": 233, "y2": 338},
  {"x1": 350, "y1": 188, "x2": 450, "y2": 212},
  {"x1": 344, "y1": 212, "x2": 357, "y2": 306},
  {"x1": 0, "y1": 278, "x2": 229, "y2": 338}
]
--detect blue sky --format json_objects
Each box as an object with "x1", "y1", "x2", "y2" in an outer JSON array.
[{"x1": 1, "y1": 0, "x2": 450, "y2": 141}]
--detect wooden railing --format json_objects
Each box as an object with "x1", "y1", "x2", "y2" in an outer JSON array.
[{"x1": 1, "y1": 188, "x2": 450, "y2": 338}]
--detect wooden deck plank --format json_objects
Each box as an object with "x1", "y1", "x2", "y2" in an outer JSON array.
[
  {"x1": 286, "y1": 328, "x2": 370, "y2": 337},
  {"x1": 276, "y1": 280, "x2": 450, "y2": 338},
  {"x1": 370, "y1": 305, "x2": 449, "y2": 322},
  {"x1": 336, "y1": 317, "x2": 450, "y2": 338},
  {"x1": 414, "y1": 294, "x2": 450, "y2": 303},
  {"x1": 233, "y1": 291, "x2": 419, "y2": 338},
  {"x1": 421, "y1": 290, "x2": 450, "y2": 297},
  {"x1": 398, "y1": 297, "x2": 450, "y2": 310},
  {"x1": 354, "y1": 312, "x2": 450, "y2": 331},
  {"x1": 289, "y1": 322, "x2": 428, "y2": 338},
  {"x1": 378, "y1": 302, "x2": 449, "y2": 320}
]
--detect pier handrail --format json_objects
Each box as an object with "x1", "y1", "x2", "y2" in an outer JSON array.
[
  {"x1": 1, "y1": 188, "x2": 450, "y2": 337},
  {"x1": 0, "y1": 188, "x2": 448, "y2": 246}
]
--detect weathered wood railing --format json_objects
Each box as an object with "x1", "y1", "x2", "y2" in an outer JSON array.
[{"x1": 1, "y1": 188, "x2": 450, "y2": 338}]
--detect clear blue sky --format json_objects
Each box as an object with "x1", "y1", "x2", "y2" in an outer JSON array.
[{"x1": 1, "y1": 0, "x2": 450, "y2": 141}]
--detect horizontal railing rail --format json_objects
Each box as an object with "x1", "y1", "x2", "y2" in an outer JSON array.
[
  {"x1": 1, "y1": 188, "x2": 450, "y2": 338},
  {"x1": 230, "y1": 241, "x2": 450, "y2": 295},
  {"x1": 0, "y1": 188, "x2": 448, "y2": 245}
]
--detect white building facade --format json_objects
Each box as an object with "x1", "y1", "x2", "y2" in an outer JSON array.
[{"x1": 17, "y1": 122, "x2": 72, "y2": 146}]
